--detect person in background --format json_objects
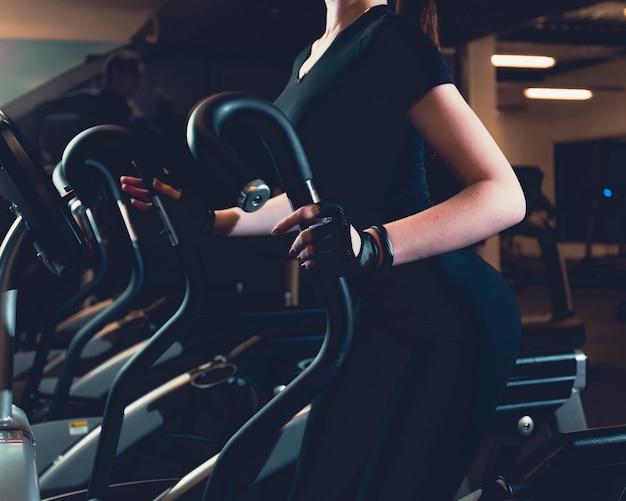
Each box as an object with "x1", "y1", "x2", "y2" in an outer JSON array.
[
  {"x1": 28, "y1": 50, "x2": 187, "y2": 316},
  {"x1": 30, "y1": 49, "x2": 165, "y2": 167},
  {"x1": 122, "y1": 0, "x2": 526, "y2": 499}
]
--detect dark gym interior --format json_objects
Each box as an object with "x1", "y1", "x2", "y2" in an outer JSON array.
[{"x1": 1, "y1": 1, "x2": 626, "y2": 500}]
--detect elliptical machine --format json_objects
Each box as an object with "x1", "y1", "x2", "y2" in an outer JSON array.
[
  {"x1": 0, "y1": 109, "x2": 88, "y2": 501},
  {"x1": 23, "y1": 90, "x2": 354, "y2": 501}
]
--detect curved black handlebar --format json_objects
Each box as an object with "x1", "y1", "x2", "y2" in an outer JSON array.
[
  {"x1": 52, "y1": 92, "x2": 354, "y2": 501},
  {"x1": 61, "y1": 125, "x2": 152, "y2": 208},
  {"x1": 188, "y1": 91, "x2": 318, "y2": 211},
  {"x1": 21, "y1": 196, "x2": 110, "y2": 418},
  {"x1": 188, "y1": 91, "x2": 354, "y2": 501},
  {"x1": 47, "y1": 153, "x2": 146, "y2": 421},
  {"x1": 63, "y1": 124, "x2": 182, "y2": 248},
  {"x1": 66, "y1": 126, "x2": 209, "y2": 501}
]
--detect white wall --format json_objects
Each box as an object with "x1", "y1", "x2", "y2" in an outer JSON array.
[
  {"x1": 496, "y1": 57, "x2": 626, "y2": 259},
  {"x1": 498, "y1": 57, "x2": 626, "y2": 205}
]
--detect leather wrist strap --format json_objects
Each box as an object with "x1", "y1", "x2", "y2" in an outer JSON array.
[{"x1": 369, "y1": 225, "x2": 394, "y2": 270}]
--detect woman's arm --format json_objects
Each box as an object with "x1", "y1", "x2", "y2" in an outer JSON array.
[
  {"x1": 272, "y1": 83, "x2": 526, "y2": 271},
  {"x1": 385, "y1": 83, "x2": 526, "y2": 265},
  {"x1": 120, "y1": 175, "x2": 295, "y2": 237},
  {"x1": 213, "y1": 192, "x2": 295, "y2": 237}
]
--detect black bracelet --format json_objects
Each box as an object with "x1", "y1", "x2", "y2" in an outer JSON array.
[{"x1": 369, "y1": 225, "x2": 394, "y2": 270}]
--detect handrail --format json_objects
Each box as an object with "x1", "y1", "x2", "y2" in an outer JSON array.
[
  {"x1": 63, "y1": 126, "x2": 208, "y2": 501},
  {"x1": 47, "y1": 157, "x2": 146, "y2": 420},
  {"x1": 187, "y1": 91, "x2": 354, "y2": 500}
]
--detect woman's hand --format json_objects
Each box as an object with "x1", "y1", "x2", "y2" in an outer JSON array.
[
  {"x1": 120, "y1": 175, "x2": 217, "y2": 241},
  {"x1": 272, "y1": 203, "x2": 361, "y2": 270},
  {"x1": 120, "y1": 175, "x2": 182, "y2": 211},
  {"x1": 272, "y1": 202, "x2": 393, "y2": 275}
]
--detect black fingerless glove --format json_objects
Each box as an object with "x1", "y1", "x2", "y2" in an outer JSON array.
[
  {"x1": 177, "y1": 194, "x2": 215, "y2": 242},
  {"x1": 310, "y1": 202, "x2": 393, "y2": 276}
]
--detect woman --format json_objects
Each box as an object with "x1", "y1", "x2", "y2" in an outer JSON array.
[{"x1": 122, "y1": 1, "x2": 526, "y2": 499}]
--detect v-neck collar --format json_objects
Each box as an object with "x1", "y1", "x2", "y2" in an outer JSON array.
[{"x1": 296, "y1": 5, "x2": 390, "y2": 83}]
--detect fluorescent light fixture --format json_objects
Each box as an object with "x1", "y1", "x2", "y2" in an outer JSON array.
[
  {"x1": 524, "y1": 87, "x2": 593, "y2": 100},
  {"x1": 491, "y1": 54, "x2": 556, "y2": 69}
]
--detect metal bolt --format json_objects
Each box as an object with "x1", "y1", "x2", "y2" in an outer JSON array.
[{"x1": 517, "y1": 415, "x2": 535, "y2": 436}]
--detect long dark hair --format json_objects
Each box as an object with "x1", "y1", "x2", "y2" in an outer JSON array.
[{"x1": 389, "y1": 0, "x2": 440, "y2": 48}]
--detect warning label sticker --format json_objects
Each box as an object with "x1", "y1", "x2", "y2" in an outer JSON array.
[
  {"x1": 69, "y1": 421, "x2": 89, "y2": 436},
  {"x1": 0, "y1": 430, "x2": 24, "y2": 444}
]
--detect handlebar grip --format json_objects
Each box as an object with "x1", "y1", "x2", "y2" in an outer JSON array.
[{"x1": 187, "y1": 91, "x2": 317, "y2": 210}]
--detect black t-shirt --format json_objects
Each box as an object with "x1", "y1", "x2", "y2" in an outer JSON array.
[
  {"x1": 273, "y1": 5, "x2": 453, "y2": 229},
  {"x1": 273, "y1": 6, "x2": 483, "y2": 332}
]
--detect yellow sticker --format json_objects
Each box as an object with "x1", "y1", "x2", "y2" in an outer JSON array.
[{"x1": 69, "y1": 421, "x2": 89, "y2": 436}]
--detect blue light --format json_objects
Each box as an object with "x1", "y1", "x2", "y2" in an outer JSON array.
[{"x1": 603, "y1": 188, "x2": 613, "y2": 198}]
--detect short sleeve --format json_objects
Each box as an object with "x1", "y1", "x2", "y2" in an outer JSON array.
[{"x1": 357, "y1": 14, "x2": 454, "y2": 108}]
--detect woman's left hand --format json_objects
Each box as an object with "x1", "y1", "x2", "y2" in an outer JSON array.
[{"x1": 272, "y1": 202, "x2": 386, "y2": 275}]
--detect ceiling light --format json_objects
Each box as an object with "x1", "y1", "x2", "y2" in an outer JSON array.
[
  {"x1": 524, "y1": 87, "x2": 593, "y2": 100},
  {"x1": 491, "y1": 54, "x2": 556, "y2": 69}
]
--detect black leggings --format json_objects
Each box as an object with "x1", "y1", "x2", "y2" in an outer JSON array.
[{"x1": 288, "y1": 250, "x2": 522, "y2": 501}]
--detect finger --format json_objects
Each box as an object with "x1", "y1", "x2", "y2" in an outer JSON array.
[
  {"x1": 288, "y1": 227, "x2": 314, "y2": 257},
  {"x1": 120, "y1": 176, "x2": 147, "y2": 188},
  {"x1": 271, "y1": 204, "x2": 320, "y2": 235},
  {"x1": 121, "y1": 182, "x2": 151, "y2": 202},
  {"x1": 300, "y1": 258, "x2": 315, "y2": 270},
  {"x1": 153, "y1": 178, "x2": 182, "y2": 200},
  {"x1": 129, "y1": 198, "x2": 152, "y2": 212},
  {"x1": 297, "y1": 244, "x2": 317, "y2": 270},
  {"x1": 296, "y1": 243, "x2": 315, "y2": 262}
]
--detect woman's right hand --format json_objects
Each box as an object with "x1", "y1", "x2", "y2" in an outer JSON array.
[
  {"x1": 120, "y1": 175, "x2": 216, "y2": 241},
  {"x1": 120, "y1": 176, "x2": 182, "y2": 211}
]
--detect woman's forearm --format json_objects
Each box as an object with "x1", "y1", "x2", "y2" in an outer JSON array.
[
  {"x1": 385, "y1": 177, "x2": 525, "y2": 266},
  {"x1": 386, "y1": 83, "x2": 526, "y2": 266},
  {"x1": 213, "y1": 192, "x2": 295, "y2": 237}
]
